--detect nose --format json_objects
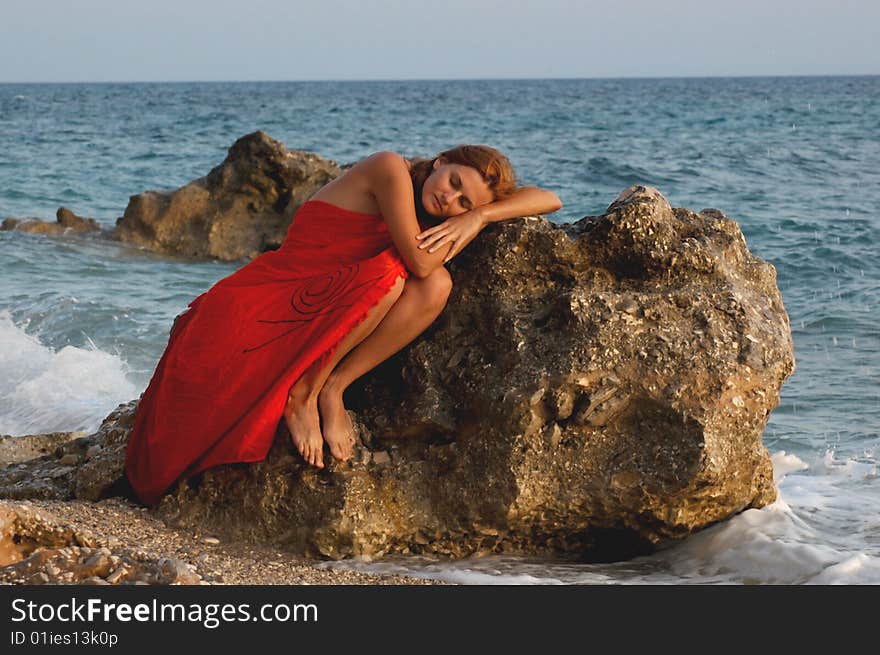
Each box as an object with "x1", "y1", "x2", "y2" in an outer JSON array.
[{"x1": 440, "y1": 189, "x2": 462, "y2": 205}]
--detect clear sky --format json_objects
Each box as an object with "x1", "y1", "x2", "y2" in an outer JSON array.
[{"x1": 1, "y1": 0, "x2": 877, "y2": 82}]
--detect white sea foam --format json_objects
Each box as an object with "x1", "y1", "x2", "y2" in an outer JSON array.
[
  {"x1": 771, "y1": 450, "x2": 810, "y2": 482},
  {"x1": 319, "y1": 449, "x2": 880, "y2": 585},
  {"x1": 0, "y1": 311, "x2": 137, "y2": 436}
]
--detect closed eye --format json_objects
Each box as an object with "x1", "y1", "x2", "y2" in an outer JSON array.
[{"x1": 451, "y1": 174, "x2": 472, "y2": 209}]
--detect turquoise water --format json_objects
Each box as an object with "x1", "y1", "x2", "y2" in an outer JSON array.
[{"x1": 1, "y1": 77, "x2": 878, "y2": 583}]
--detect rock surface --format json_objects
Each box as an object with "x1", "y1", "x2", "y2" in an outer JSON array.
[
  {"x1": 112, "y1": 131, "x2": 341, "y2": 260},
  {"x1": 0, "y1": 432, "x2": 85, "y2": 466},
  {"x1": 0, "y1": 402, "x2": 135, "y2": 501},
  {"x1": 0, "y1": 185, "x2": 794, "y2": 562}
]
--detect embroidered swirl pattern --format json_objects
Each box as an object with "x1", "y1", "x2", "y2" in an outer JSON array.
[
  {"x1": 242, "y1": 263, "x2": 386, "y2": 353},
  {"x1": 289, "y1": 264, "x2": 359, "y2": 316}
]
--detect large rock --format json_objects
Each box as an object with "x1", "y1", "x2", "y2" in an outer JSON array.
[
  {"x1": 0, "y1": 186, "x2": 794, "y2": 561},
  {"x1": 112, "y1": 131, "x2": 342, "y2": 260}
]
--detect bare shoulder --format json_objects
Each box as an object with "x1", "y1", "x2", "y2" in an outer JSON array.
[
  {"x1": 359, "y1": 151, "x2": 410, "y2": 178},
  {"x1": 310, "y1": 151, "x2": 409, "y2": 213},
  {"x1": 352, "y1": 151, "x2": 414, "y2": 201}
]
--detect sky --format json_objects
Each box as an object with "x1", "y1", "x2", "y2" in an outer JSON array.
[{"x1": 0, "y1": 0, "x2": 877, "y2": 82}]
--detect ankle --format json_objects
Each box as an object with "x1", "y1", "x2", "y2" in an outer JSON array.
[
  {"x1": 319, "y1": 375, "x2": 347, "y2": 399},
  {"x1": 288, "y1": 380, "x2": 318, "y2": 406}
]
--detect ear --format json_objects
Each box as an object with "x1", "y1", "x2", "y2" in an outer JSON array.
[{"x1": 432, "y1": 156, "x2": 446, "y2": 170}]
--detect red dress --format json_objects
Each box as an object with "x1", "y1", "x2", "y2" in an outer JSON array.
[{"x1": 124, "y1": 200, "x2": 409, "y2": 506}]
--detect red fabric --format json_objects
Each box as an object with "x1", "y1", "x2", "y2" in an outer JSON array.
[{"x1": 124, "y1": 200, "x2": 409, "y2": 506}]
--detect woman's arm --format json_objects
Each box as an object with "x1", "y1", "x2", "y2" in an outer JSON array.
[
  {"x1": 416, "y1": 186, "x2": 562, "y2": 262},
  {"x1": 365, "y1": 151, "x2": 453, "y2": 278},
  {"x1": 477, "y1": 186, "x2": 562, "y2": 225}
]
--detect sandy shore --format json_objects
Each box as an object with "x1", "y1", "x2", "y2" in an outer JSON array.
[
  {"x1": 0, "y1": 432, "x2": 439, "y2": 585},
  {"x1": 0, "y1": 497, "x2": 440, "y2": 585}
]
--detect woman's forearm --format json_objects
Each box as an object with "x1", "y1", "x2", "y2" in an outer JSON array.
[{"x1": 477, "y1": 186, "x2": 563, "y2": 224}]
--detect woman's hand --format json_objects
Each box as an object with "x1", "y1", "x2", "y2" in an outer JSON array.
[{"x1": 415, "y1": 209, "x2": 487, "y2": 263}]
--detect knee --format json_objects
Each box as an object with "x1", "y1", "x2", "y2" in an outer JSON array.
[{"x1": 421, "y1": 266, "x2": 453, "y2": 309}]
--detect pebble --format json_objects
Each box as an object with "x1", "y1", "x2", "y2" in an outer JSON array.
[
  {"x1": 105, "y1": 567, "x2": 126, "y2": 584},
  {"x1": 203, "y1": 537, "x2": 220, "y2": 545}
]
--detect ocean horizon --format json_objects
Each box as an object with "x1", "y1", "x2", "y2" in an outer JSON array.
[{"x1": 3, "y1": 73, "x2": 878, "y2": 85}]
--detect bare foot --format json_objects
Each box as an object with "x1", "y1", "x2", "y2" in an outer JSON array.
[
  {"x1": 283, "y1": 392, "x2": 324, "y2": 468},
  {"x1": 318, "y1": 384, "x2": 355, "y2": 462}
]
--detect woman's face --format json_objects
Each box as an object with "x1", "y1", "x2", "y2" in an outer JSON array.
[{"x1": 421, "y1": 158, "x2": 494, "y2": 218}]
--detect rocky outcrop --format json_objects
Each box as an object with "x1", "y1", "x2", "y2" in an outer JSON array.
[
  {"x1": 0, "y1": 186, "x2": 794, "y2": 562},
  {"x1": 0, "y1": 401, "x2": 134, "y2": 501},
  {"x1": 1, "y1": 134, "x2": 340, "y2": 261},
  {"x1": 112, "y1": 131, "x2": 341, "y2": 260},
  {"x1": 1, "y1": 207, "x2": 102, "y2": 235}
]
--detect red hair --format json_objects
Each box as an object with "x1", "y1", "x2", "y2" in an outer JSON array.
[{"x1": 408, "y1": 144, "x2": 519, "y2": 225}]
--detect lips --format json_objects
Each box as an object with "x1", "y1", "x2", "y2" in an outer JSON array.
[{"x1": 432, "y1": 194, "x2": 442, "y2": 212}]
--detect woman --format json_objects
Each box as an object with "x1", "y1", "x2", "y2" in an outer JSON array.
[{"x1": 124, "y1": 145, "x2": 561, "y2": 505}]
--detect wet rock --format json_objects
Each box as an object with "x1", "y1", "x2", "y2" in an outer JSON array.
[
  {"x1": 0, "y1": 432, "x2": 85, "y2": 467},
  {"x1": 0, "y1": 207, "x2": 102, "y2": 235},
  {"x1": 0, "y1": 402, "x2": 135, "y2": 501},
  {"x1": 113, "y1": 131, "x2": 341, "y2": 261}
]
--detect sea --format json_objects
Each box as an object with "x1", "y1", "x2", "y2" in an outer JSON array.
[{"x1": 0, "y1": 77, "x2": 877, "y2": 584}]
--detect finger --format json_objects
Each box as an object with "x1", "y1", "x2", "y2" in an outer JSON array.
[
  {"x1": 419, "y1": 231, "x2": 448, "y2": 249},
  {"x1": 416, "y1": 225, "x2": 443, "y2": 240},
  {"x1": 428, "y1": 237, "x2": 451, "y2": 254}
]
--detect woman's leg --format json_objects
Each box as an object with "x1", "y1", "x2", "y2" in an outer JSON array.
[
  {"x1": 284, "y1": 274, "x2": 406, "y2": 468},
  {"x1": 318, "y1": 267, "x2": 453, "y2": 460}
]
